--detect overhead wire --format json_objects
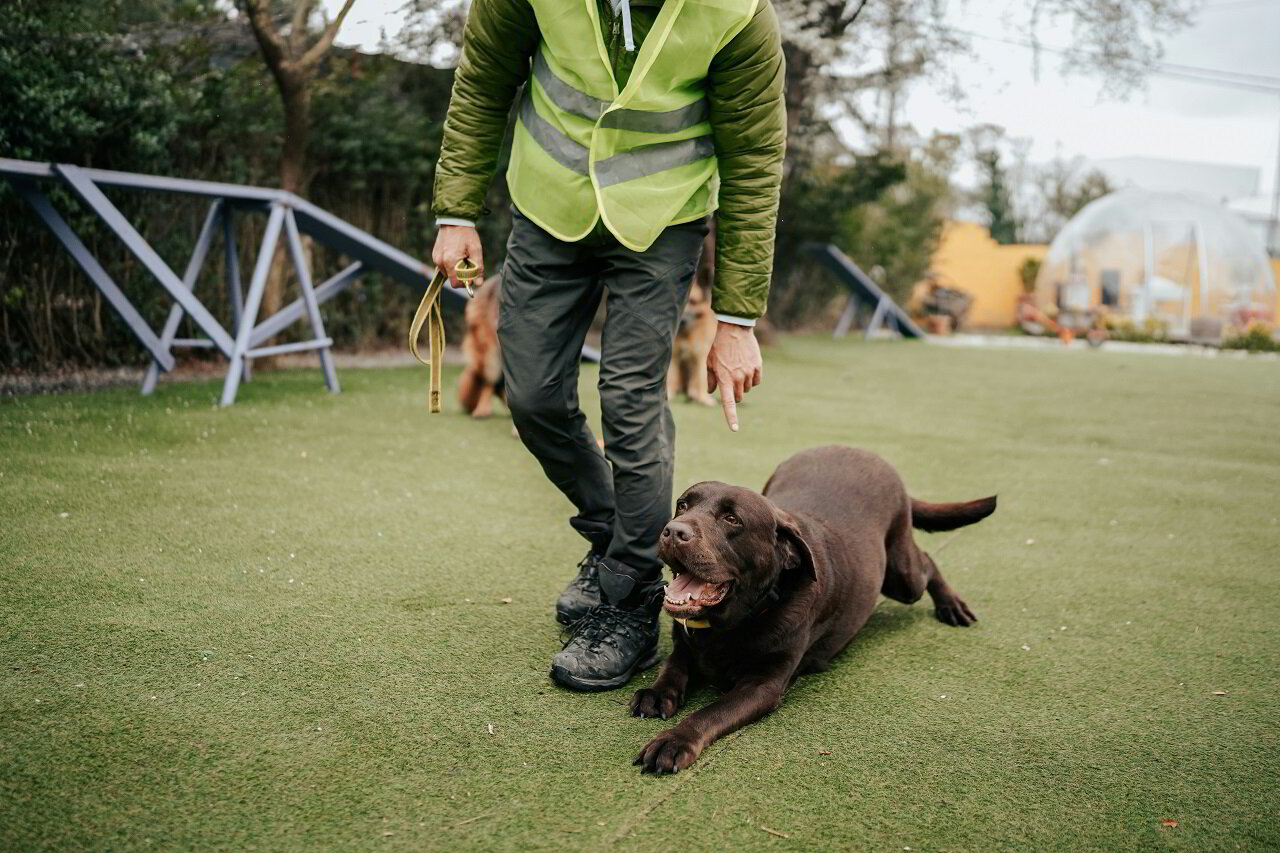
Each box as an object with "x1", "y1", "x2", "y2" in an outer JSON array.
[{"x1": 930, "y1": 23, "x2": 1280, "y2": 94}]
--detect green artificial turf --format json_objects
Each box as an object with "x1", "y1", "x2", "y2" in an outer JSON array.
[{"x1": 1, "y1": 338, "x2": 1277, "y2": 851}]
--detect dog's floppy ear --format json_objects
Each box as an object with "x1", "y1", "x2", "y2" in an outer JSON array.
[{"x1": 774, "y1": 508, "x2": 817, "y2": 582}]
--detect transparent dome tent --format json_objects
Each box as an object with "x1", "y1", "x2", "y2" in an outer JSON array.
[{"x1": 1034, "y1": 189, "x2": 1276, "y2": 341}]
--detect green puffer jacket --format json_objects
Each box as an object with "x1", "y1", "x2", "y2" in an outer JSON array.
[{"x1": 432, "y1": 0, "x2": 786, "y2": 320}]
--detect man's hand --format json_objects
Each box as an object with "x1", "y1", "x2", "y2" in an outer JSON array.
[
  {"x1": 432, "y1": 225, "x2": 485, "y2": 287},
  {"x1": 706, "y1": 322, "x2": 762, "y2": 432}
]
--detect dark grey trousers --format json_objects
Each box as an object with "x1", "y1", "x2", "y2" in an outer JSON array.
[{"x1": 498, "y1": 207, "x2": 708, "y2": 606}]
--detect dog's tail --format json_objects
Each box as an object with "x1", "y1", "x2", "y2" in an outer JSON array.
[{"x1": 910, "y1": 495, "x2": 997, "y2": 532}]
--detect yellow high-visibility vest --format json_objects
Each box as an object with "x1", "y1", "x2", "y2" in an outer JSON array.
[{"x1": 508, "y1": 0, "x2": 756, "y2": 252}]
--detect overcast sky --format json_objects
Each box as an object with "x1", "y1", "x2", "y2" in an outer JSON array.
[
  {"x1": 894, "y1": 0, "x2": 1280, "y2": 197},
  {"x1": 324, "y1": 0, "x2": 1280, "y2": 197}
]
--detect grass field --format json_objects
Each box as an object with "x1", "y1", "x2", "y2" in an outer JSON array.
[{"x1": 2, "y1": 337, "x2": 1277, "y2": 851}]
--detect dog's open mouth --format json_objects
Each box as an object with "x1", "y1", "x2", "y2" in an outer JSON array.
[{"x1": 663, "y1": 572, "x2": 730, "y2": 615}]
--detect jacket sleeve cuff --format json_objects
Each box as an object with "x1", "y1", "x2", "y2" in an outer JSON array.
[
  {"x1": 710, "y1": 268, "x2": 769, "y2": 322},
  {"x1": 714, "y1": 313, "x2": 756, "y2": 327},
  {"x1": 436, "y1": 217, "x2": 477, "y2": 228}
]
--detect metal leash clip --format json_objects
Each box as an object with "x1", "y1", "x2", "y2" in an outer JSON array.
[
  {"x1": 409, "y1": 258, "x2": 481, "y2": 413},
  {"x1": 456, "y1": 257, "x2": 480, "y2": 297}
]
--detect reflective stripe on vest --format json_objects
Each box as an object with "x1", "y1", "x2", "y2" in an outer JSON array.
[
  {"x1": 599, "y1": 99, "x2": 710, "y2": 134},
  {"x1": 509, "y1": 0, "x2": 756, "y2": 250},
  {"x1": 520, "y1": 92, "x2": 714, "y2": 184},
  {"x1": 532, "y1": 50, "x2": 608, "y2": 122},
  {"x1": 596, "y1": 136, "x2": 716, "y2": 188},
  {"x1": 519, "y1": 90, "x2": 589, "y2": 175},
  {"x1": 532, "y1": 51, "x2": 711, "y2": 134},
  {"x1": 523, "y1": 52, "x2": 715, "y2": 184}
]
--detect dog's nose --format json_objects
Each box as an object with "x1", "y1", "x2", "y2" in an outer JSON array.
[{"x1": 662, "y1": 520, "x2": 694, "y2": 543}]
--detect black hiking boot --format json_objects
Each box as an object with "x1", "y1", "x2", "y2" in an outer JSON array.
[
  {"x1": 549, "y1": 602, "x2": 661, "y2": 692},
  {"x1": 555, "y1": 552, "x2": 604, "y2": 625}
]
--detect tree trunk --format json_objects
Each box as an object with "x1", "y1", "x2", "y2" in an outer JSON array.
[
  {"x1": 258, "y1": 72, "x2": 309, "y2": 367},
  {"x1": 269, "y1": 73, "x2": 309, "y2": 318},
  {"x1": 279, "y1": 75, "x2": 309, "y2": 196},
  {"x1": 238, "y1": 0, "x2": 356, "y2": 364},
  {"x1": 882, "y1": 1, "x2": 903, "y2": 153},
  {"x1": 771, "y1": 42, "x2": 816, "y2": 315}
]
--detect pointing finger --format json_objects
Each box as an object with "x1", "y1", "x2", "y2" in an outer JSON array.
[{"x1": 719, "y1": 376, "x2": 739, "y2": 432}]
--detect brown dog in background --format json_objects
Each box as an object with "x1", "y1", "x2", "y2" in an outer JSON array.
[
  {"x1": 458, "y1": 275, "x2": 503, "y2": 418},
  {"x1": 667, "y1": 231, "x2": 718, "y2": 407}
]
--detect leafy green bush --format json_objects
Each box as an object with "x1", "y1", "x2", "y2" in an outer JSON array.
[
  {"x1": 1019, "y1": 257, "x2": 1042, "y2": 294},
  {"x1": 1103, "y1": 315, "x2": 1169, "y2": 343},
  {"x1": 1222, "y1": 322, "x2": 1280, "y2": 353},
  {"x1": 0, "y1": 3, "x2": 465, "y2": 369}
]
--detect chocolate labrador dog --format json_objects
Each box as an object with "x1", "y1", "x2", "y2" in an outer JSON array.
[{"x1": 630, "y1": 445, "x2": 996, "y2": 774}]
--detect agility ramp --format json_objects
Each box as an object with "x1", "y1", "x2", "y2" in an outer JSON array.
[
  {"x1": 804, "y1": 242, "x2": 925, "y2": 340},
  {"x1": 1, "y1": 159, "x2": 588, "y2": 406}
]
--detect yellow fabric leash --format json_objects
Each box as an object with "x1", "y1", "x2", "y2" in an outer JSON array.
[
  {"x1": 409, "y1": 258, "x2": 479, "y2": 413},
  {"x1": 673, "y1": 616, "x2": 712, "y2": 630}
]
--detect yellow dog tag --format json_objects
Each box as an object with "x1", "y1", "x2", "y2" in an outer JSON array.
[{"x1": 409, "y1": 258, "x2": 479, "y2": 413}]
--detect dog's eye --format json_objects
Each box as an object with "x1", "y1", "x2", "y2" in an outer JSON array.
[
  {"x1": 722, "y1": 513, "x2": 740, "y2": 526},
  {"x1": 675, "y1": 500, "x2": 688, "y2": 513}
]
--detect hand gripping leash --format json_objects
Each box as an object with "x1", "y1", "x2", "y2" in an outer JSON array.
[{"x1": 409, "y1": 257, "x2": 479, "y2": 413}]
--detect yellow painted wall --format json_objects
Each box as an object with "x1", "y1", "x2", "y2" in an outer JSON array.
[
  {"x1": 928, "y1": 222, "x2": 1047, "y2": 329},
  {"x1": 1273, "y1": 259, "x2": 1280, "y2": 320},
  {"x1": 928, "y1": 221, "x2": 1279, "y2": 329}
]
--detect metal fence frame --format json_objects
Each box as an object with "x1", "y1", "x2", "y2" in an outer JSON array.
[
  {"x1": 804, "y1": 242, "x2": 926, "y2": 340},
  {"x1": 1, "y1": 158, "x2": 473, "y2": 405}
]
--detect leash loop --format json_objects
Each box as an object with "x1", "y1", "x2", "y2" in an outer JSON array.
[{"x1": 409, "y1": 258, "x2": 479, "y2": 413}]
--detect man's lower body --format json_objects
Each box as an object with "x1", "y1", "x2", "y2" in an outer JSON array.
[{"x1": 498, "y1": 206, "x2": 708, "y2": 691}]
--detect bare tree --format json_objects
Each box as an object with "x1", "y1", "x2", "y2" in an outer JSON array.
[
  {"x1": 237, "y1": 0, "x2": 356, "y2": 318},
  {"x1": 777, "y1": 0, "x2": 1195, "y2": 163},
  {"x1": 1027, "y1": 0, "x2": 1197, "y2": 92},
  {"x1": 774, "y1": 0, "x2": 964, "y2": 172},
  {"x1": 1028, "y1": 158, "x2": 1114, "y2": 241},
  {"x1": 398, "y1": 0, "x2": 468, "y2": 67}
]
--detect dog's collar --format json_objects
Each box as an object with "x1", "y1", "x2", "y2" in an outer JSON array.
[{"x1": 673, "y1": 586, "x2": 782, "y2": 632}]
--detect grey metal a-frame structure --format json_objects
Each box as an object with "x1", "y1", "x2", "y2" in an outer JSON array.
[
  {"x1": 804, "y1": 242, "x2": 925, "y2": 340},
  {"x1": 1, "y1": 158, "x2": 470, "y2": 405}
]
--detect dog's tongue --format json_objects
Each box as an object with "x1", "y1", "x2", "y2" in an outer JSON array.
[{"x1": 666, "y1": 573, "x2": 713, "y2": 603}]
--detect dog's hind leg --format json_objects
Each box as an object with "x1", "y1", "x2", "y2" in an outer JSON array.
[
  {"x1": 688, "y1": 352, "x2": 716, "y2": 406},
  {"x1": 919, "y1": 550, "x2": 977, "y2": 626},
  {"x1": 882, "y1": 525, "x2": 976, "y2": 626},
  {"x1": 472, "y1": 382, "x2": 495, "y2": 418},
  {"x1": 459, "y1": 369, "x2": 483, "y2": 415},
  {"x1": 666, "y1": 354, "x2": 682, "y2": 401}
]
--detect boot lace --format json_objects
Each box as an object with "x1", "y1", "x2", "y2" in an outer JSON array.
[
  {"x1": 565, "y1": 552, "x2": 601, "y2": 595},
  {"x1": 560, "y1": 602, "x2": 649, "y2": 652}
]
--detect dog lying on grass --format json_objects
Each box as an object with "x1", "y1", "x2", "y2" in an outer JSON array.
[{"x1": 631, "y1": 445, "x2": 996, "y2": 774}]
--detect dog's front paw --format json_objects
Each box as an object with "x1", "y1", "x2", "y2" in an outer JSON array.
[
  {"x1": 630, "y1": 687, "x2": 681, "y2": 720},
  {"x1": 690, "y1": 393, "x2": 716, "y2": 408},
  {"x1": 634, "y1": 728, "x2": 701, "y2": 774}
]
